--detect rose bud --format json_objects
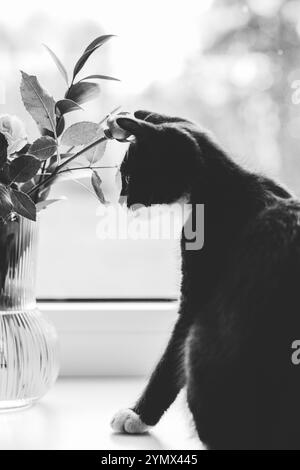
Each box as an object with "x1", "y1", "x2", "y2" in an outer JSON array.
[
  {"x1": 0, "y1": 114, "x2": 27, "y2": 155},
  {"x1": 103, "y1": 112, "x2": 134, "y2": 142}
]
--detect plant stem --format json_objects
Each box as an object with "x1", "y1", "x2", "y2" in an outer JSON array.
[
  {"x1": 56, "y1": 145, "x2": 61, "y2": 166},
  {"x1": 57, "y1": 165, "x2": 118, "y2": 175},
  {"x1": 28, "y1": 135, "x2": 107, "y2": 196},
  {"x1": 34, "y1": 160, "x2": 48, "y2": 203},
  {"x1": 98, "y1": 106, "x2": 121, "y2": 126}
]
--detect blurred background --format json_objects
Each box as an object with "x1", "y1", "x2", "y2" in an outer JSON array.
[{"x1": 0, "y1": 0, "x2": 299, "y2": 299}]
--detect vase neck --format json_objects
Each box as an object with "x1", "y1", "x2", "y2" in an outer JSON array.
[{"x1": 0, "y1": 217, "x2": 38, "y2": 311}]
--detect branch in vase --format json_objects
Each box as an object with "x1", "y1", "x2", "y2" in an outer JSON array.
[
  {"x1": 34, "y1": 160, "x2": 48, "y2": 203},
  {"x1": 56, "y1": 165, "x2": 118, "y2": 176},
  {"x1": 28, "y1": 135, "x2": 107, "y2": 196}
]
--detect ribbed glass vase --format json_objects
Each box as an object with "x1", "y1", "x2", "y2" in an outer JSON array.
[{"x1": 0, "y1": 216, "x2": 59, "y2": 410}]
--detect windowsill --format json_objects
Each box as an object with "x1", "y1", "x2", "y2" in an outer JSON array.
[
  {"x1": 0, "y1": 377, "x2": 202, "y2": 450},
  {"x1": 39, "y1": 301, "x2": 178, "y2": 376}
]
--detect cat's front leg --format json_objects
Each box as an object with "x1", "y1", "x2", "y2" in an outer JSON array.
[{"x1": 111, "y1": 316, "x2": 190, "y2": 434}]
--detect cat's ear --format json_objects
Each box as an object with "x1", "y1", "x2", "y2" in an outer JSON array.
[
  {"x1": 134, "y1": 109, "x2": 188, "y2": 125},
  {"x1": 134, "y1": 110, "x2": 154, "y2": 121},
  {"x1": 116, "y1": 117, "x2": 155, "y2": 137}
]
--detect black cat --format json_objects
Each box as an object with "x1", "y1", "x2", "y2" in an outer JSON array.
[{"x1": 111, "y1": 110, "x2": 300, "y2": 450}]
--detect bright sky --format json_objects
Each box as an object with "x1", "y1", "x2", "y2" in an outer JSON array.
[{"x1": 3, "y1": 0, "x2": 213, "y2": 92}]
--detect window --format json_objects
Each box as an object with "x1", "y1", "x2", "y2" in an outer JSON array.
[
  {"x1": 37, "y1": 179, "x2": 181, "y2": 299},
  {"x1": 2, "y1": 0, "x2": 300, "y2": 373}
]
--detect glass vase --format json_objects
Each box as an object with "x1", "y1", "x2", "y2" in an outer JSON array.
[{"x1": 0, "y1": 215, "x2": 59, "y2": 410}]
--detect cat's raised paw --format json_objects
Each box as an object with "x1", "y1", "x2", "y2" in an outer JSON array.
[{"x1": 111, "y1": 409, "x2": 148, "y2": 434}]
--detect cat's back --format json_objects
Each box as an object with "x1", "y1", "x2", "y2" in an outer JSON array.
[
  {"x1": 219, "y1": 196, "x2": 300, "y2": 324},
  {"x1": 233, "y1": 196, "x2": 300, "y2": 272},
  {"x1": 253, "y1": 197, "x2": 300, "y2": 244},
  {"x1": 188, "y1": 196, "x2": 300, "y2": 349}
]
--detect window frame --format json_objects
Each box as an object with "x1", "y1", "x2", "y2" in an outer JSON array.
[{"x1": 39, "y1": 300, "x2": 178, "y2": 376}]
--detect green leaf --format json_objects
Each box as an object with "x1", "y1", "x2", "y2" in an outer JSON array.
[
  {"x1": 66, "y1": 81, "x2": 100, "y2": 105},
  {"x1": 91, "y1": 170, "x2": 106, "y2": 204},
  {"x1": 10, "y1": 189, "x2": 36, "y2": 221},
  {"x1": 20, "y1": 71, "x2": 56, "y2": 134},
  {"x1": 0, "y1": 163, "x2": 11, "y2": 185},
  {"x1": 29, "y1": 136, "x2": 57, "y2": 160},
  {"x1": 84, "y1": 137, "x2": 107, "y2": 164},
  {"x1": 0, "y1": 133, "x2": 8, "y2": 169},
  {"x1": 73, "y1": 35, "x2": 115, "y2": 80},
  {"x1": 0, "y1": 183, "x2": 12, "y2": 216},
  {"x1": 43, "y1": 44, "x2": 69, "y2": 85},
  {"x1": 9, "y1": 155, "x2": 41, "y2": 183},
  {"x1": 19, "y1": 179, "x2": 35, "y2": 194},
  {"x1": 79, "y1": 74, "x2": 120, "y2": 82},
  {"x1": 0, "y1": 183, "x2": 12, "y2": 217},
  {"x1": 84, "y1": 35, "x2": 115, "y2": 53},
  {"x1": 39, "y1": 127, "x2": 55, "y2": 139},
  {"x1": 61, "y1": 121, "x2": 99, "y2": 146},
  {"x1": 56, "y1": 99, "x2": 83, "y2": 116},
  {"x1": 16, "y1": 143, "x2": 31, "y2": 155},
  {"x1": 56, "y1": 115, "x2": 65, "y2": 137}
]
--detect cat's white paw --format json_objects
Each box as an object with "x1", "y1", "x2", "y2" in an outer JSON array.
[{"x1": 111, "y1": 409, "x2": 148, "y2": 434}]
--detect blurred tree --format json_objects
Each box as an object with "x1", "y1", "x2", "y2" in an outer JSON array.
[
  {"x1": 137, "y1": 0, "x2": 300, "y2": 193},
  {"x1": 203, "y1": 0, "x2": 300, "y2": 192}
]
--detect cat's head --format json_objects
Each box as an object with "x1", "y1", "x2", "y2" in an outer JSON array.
[{"x1": 117, "y1": 110, "x2": 201, "y2": 208}]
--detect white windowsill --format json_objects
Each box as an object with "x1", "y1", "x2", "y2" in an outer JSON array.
[
  {"x1": 0, "y1": 377, "x2": 202, "y2": 450},
  {"x1": 39, "y1": 301, "x2": 178, "y2": 376}
]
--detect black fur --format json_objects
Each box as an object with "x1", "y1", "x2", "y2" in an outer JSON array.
[{"x1": 118, "y1": 110, "x2": 300, "y2": 450}]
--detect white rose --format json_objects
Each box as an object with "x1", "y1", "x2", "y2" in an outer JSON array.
[{"x1": 0, "y1": 114, "x2": 27, "y2": 155}]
